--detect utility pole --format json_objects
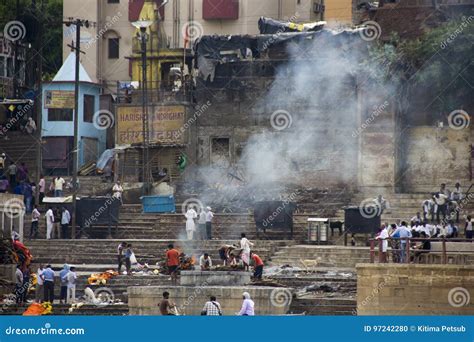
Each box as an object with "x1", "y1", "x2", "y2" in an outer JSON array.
[
  {"x1": 132, "y1": 20, "x2": 152, "y2": 196},
  {"x1": 34, "y1": 0, "x2": 44, "y2": 207},
  {"x1": 140, "y1": 28, "x2": 150, "y2": 195},
  {"x1": 63, "y1": 18, "x2": 89, "y2": 239}
]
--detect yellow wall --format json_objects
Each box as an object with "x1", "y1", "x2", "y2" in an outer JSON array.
[{"x1": 325, "y1": 0, "x2": 353, "y2": 25}]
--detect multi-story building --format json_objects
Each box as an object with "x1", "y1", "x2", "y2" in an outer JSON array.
[{"x1": 63, "y1": 0, "x2": 354, "y2": 94}]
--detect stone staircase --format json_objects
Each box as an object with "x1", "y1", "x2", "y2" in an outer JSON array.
[
  {"x1": 27, "y1": 204, "x2": 343, "y2": 242},
  {"x1": 25, "y1": 239, "x2": 292, "y2": 267},
  {"x1": 0, "y1": 131, "x2": 39, "y2": 179},
  {"x1": 342, "y1": 192, "x2": 474, "y2": 225},
  {"x1": 269, "y1": 245, "x2": 371, "y2": 268}
]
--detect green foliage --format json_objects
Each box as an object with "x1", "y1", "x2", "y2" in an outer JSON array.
[
  {"x1": 371, "y1": 14, "x2": 474, "y2": 115},
  {"x1": 0, "y1": 0, "x2": 63, "y2": 78}
]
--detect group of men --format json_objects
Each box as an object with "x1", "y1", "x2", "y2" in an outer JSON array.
[
  {"x1": 15, "y1": 263, "x2": 77, "y2": 305},
  {"x1": 184, "y1": 205, "x2": 214, "y2": 240},
  {"x1": 29, "y1": 205, "x2": 71, "y2": 240},
  {"x1": 159, "y1": 291, "x2": 255, "y2": 316},
  {"x1": 422, "y1": 183, "x2": 465, "y2": 223},
  {"x1": 166, "y1": 233, "x2": 265, "y2": 281}
]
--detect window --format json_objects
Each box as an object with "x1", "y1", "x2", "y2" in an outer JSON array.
[
  {"x1": 0, "y1": 57, "x2": 4, "y2": 77},
  {"x1": 6, "y1": 57, "x2": 13, "y2": 77},
  {"x1": 108, "y1": 0, "x2": 120, "y2": 3},
  {"x1": 83, "y1": 95, "x2": 95, "y2": 123},
  {"x1": 48, "y1": 108, "x2": 73, "y2": 121},
  {"x1": 108, "y1": 38, "x2": 120, "y2": 59}
]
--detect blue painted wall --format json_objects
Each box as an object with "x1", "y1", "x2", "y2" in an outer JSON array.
[{"x1": 41, "y1": 81, "x2": 106, "y2": 167}]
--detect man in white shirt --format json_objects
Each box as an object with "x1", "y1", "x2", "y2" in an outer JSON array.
[
  {"x1": 35, "y1": 265, "x2": 44, "y2": 303},
  {"x1": 29, "y1": 205, "x2": 41, "y2": 239},
  {"x1": 54, "y1": 176, "x2": 65, "y2": 197},
  {"x1": 422, "y1": 200, "x2": 433, "y2": 222},
  {"x1": 45, "y1": 207, "x2": 54, "y2": 239},
  {"x1": 61, "y1": 207, "x2": 71, "y2": 239},
  {"x1": 240, "y1": 233, "x2": 254, "y2": 271},
  {"x1": 66, "y1": 266, "x2": 77, "y2": 304},
  {"x1": 376, "y1": 225, "x2": 389, "y2": 263},
  {"x1": 205, "y1": 206, "x2": 214, "y2": 240},
  {"x1": 112, "y1": 181, "x2": 123, "y2": 203},
  {"x1": 199, "y1": 253, "x2": 213, "y2": 270},
  {"x1": 434, "y1": 193, "x2": 448, "y2": 223}
]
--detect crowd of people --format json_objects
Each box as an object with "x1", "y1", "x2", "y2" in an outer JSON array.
[
  {"x1": 184, "y1": 205, "x2": 214, "y2": 240},
  {"x1": 374, "y1": 183, "x2": 473, "y2": 263},
  {"x1": 162, "y1": 233, "x2": 264, "y2": 283}
]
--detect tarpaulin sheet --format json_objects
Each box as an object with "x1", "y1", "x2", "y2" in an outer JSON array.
[{"x1": 194, "y1": 29, "x2": 368, "y2": 81}]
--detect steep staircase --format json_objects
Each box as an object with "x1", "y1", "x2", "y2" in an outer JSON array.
[{"x1": 0, "y1": 131, "x2": 39, "y2": 179}]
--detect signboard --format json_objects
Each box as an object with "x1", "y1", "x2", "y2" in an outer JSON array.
[
  {"x1": 117, "y1": 105, "x2": 186, "y2": 145},
  {"x1": 44, "y1": 90, "x2": 75, "y2": 109}
]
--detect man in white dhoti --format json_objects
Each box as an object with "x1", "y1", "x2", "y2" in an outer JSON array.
[
  {"x1": 45, "y1": 207, "x2": 54, "y2": 240},
  {"x1": 185, "y1": 207, "x2": 197, "y2": 240},
  {"x1": 240, "y1": 233, "x2": 254, "y2": 271}
]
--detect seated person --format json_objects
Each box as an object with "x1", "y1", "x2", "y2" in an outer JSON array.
[
  {"x1": 199, "y1": 253, "x2": 212, "y2": 271},
  {"x1": 411, "y1": 232, "x2": 431, "y2": 262},
  {"x1": 227, "y1": 253, "x2": 238, "y2": 268}
]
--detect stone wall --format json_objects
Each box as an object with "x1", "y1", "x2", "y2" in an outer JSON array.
[
  {"x1": 128, "y1": 286, "x2": 292, "y2": 316},
  {"x1": 356, "y1": 264, "x2": 474, "y2": 315},
  {"x1": 401, "y1": 127, "x2": 471, "y2": 193}
]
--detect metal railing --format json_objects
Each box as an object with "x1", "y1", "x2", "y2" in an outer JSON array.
[{"x1": 369, "y1": 237, "x2": 474, "y2": 264}]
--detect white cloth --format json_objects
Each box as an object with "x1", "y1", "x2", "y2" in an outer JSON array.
[
  {"x1": 240, "y1": 237, "x2": 253, "y2": 253},
  {"x1": 206, "y1": 211, "x2": 214, "y2": 222},
  {"x1": 46, "y1": 209, "x2": 54, "y2": 239},
  {"x1": 54, "y1": 178, "x2": 65, "y2": 191},
  {"x1": 466, "y1": 220, "x2": 473, "y2": 231},
  {"x1": 376, "y1": 228, "x2": 389, "y2": 252},
  {"x1": 186, "y1": 230, "x2": 194, "y2": 240},
  {"x1": 185, "y1": 208, "x2": 197, "y2": 232},
  {"x1": 61, "y1": 210, "x2": 71, "y2": 225},
  {"x1": 199, "y1": 255, "x2": 213, "y2": 268},
  {"x1": 112, "y1": 184, "x2": 123, "y2": 199},
  {"x1": 67, "y1": 286, "x2": 76, "y2": 304},
  {"x1": 32, "y1": 208, "x2": 40, "y2": 222},
  {"x1": 36, "y1": 268, "x2": 44, "y2": 286}
]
